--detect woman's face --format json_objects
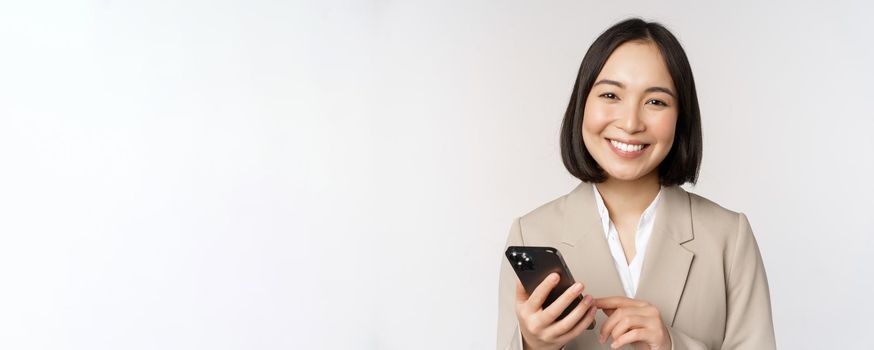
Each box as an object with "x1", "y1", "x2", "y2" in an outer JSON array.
[{"x1": 582, "y1": 40, "x2": 678, "y2": 182}]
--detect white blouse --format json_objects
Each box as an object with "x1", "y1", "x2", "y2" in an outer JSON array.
[{"x1": 591, "y1": 183, "x2": 663, "y2": 298}]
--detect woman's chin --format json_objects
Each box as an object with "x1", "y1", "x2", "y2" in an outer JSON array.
[
  {"x1": 604, "y1": 168, "x2": 650, "y2": 182},
  {"x1": 608, "y1": 175, "x2": 643, "y2": 182}
]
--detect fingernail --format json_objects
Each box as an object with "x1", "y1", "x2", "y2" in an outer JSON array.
[
  {"x1": 550, "y1": 273, "x2": 559, "y2": 283},
  {"x1": 571, "y1": 283, "x2": 582, "y2": 292}
]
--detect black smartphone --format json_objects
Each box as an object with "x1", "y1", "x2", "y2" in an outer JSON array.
[{"x1": 505, "y1": 246, "x2": 594, "y2": 329}]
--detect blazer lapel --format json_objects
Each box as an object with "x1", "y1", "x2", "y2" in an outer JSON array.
[
  {"x1": 557, "y1": 182, "x2": 695, "y2": 328},
  {"x1": 558, "y1": 182, "x2": 626, "y2": 299},
  {"x1": 634, "y1": 185, "x2": 694, "y2": 327}
]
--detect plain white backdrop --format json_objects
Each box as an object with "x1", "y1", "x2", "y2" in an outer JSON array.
[{"x1": 1, "y1": 0, "x2": 872, "y2": 349}]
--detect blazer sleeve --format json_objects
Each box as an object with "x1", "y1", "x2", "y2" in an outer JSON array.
[
  {"x1": 497, "y1": 217, "x2": 525, "y2": 350},
  {"x1": 719, "y1": 213, "x2": 777, "y2": 349},
  {"x1": 666, "y1": 213, "x2": 776, "y2": 350}
]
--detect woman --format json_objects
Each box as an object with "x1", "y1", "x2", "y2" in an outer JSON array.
[{"x1": 496, "y1": 18, "x2": 776, "y2": 350}]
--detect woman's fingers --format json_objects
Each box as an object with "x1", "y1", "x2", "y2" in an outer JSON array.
[
  {"x1": 598, "y1": 307, "x2": 645, "y2": 344},
  {"x1": 542, "y1": 282, "x2": 584, "y2": 321},
  {"x1": 543, "y1": 293, "x2": 593, "y2": 337},
  {"x1": 609, "y1": 315, "x2": 647, "y2": 344},
  {"x1": 525, "y1": 272, "x2": 560, "y2": 311},
  {"x1": 598, "y1": 307, "x2": 623, "y2": 343},
  {"x1": 610, "y1": 328, "x2": 650, "y2": 349},
  {"x1": 595, "y1": 296, "x2": 640, "y2": 319},
  {"x1": 555, "y1": 303, "x2": 598, "y2": 345},
  {"x1": 594, "y1": 296, "x2": 646, "y2": 310}
]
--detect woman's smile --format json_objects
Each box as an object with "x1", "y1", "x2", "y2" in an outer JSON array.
[{"x1": 606, "y1": 138, "x2": 650, "y2": 159}]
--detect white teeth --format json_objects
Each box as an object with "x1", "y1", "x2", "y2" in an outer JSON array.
[{"x1": 610, "y1": 139, "x2": 645, "y2": 152}]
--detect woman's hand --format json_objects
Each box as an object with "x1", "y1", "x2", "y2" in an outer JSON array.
[
  {"x1": 594, "y1": 296, "x2": 672, "y2": 350},
  {"x1": 515, "y1": 272, "x2": 597, "y2": 350}
]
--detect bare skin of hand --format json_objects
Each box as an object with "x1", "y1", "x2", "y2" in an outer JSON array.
[
  {"x1": 594, "y1": 296, "x2": 672, "y2": 350},
  {"x1": 514, "y1": 272, "x2": 597, "y2": 350}
]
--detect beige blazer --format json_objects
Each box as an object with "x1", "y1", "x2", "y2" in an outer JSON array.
[{"x1": 496, "y1": 182, "x2": 776, "y2": 350}]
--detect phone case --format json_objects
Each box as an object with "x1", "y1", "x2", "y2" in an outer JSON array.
[{"x1": 505, "y1": 246, "x2": 594, "y2": 328}]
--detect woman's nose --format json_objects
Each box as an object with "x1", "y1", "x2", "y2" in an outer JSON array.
[{"x1": 616, "y1": 106, "x2": 645, "y2": 134}]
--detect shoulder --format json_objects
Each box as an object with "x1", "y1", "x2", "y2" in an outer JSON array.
[
  {"x1": 503, "y1": 183, "x2": 595, "y2": 246},
  {"x1": 686, "y1": 189, "x2": 741, "y2": 225},
  {"x1": 683, "y1": 188, "x2": 753, "y2": 250},
  {"x1": 514, "y1": 188, "x2": 574, "y2": 234}
]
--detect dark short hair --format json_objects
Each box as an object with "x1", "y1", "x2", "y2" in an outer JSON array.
[{"x1": 559, "y1": 18, "x2": 702, "y2": 186}]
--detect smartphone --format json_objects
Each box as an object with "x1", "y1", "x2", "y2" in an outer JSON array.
[{"x1": 505, "y1": 246, "x2": 594, "y2": 329}]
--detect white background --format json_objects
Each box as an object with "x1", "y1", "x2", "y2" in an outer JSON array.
[{"x1": 1, "y1": 0, "x2": 872, "y2": 349}]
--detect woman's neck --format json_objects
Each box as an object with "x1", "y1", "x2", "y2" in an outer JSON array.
[{"x1": 594, "y1": 171, "x2": 661, "y2": 218}]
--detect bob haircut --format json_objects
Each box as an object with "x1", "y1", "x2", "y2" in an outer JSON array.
[{"x1": 560, "y1": 18, "x2": 702, "y2": 186}]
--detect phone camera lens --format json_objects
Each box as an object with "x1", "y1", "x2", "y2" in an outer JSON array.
[{"x1": 510, "y1": 250, "x2": 534, "y2": 271}]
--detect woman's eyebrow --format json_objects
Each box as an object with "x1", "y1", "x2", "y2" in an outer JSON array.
[
  {"x1": 593, "y1": 79, "x2": 625, "y2": 89},
  {"x1": 645, "y1": 86, "x2": 676, "y2": 98},
  {"x1": 593, "y1": 79, "x2": 676, "y2": 98}
]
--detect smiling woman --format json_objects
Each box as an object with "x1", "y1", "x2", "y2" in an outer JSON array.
[
  {"x1": 562, "y1": 20, "x2": 701, "y2": 187},
  {"x1": 497, "y1": 18, "x2": 775, "y2": 350},
  {"x1": 583, "y1": 41, "x2": 681, "y2": 182}
]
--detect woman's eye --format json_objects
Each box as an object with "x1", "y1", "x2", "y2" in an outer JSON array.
[
  {"x1": 599, "y1": 93, "x2": 618, "y2": 100},
  {"x1": 646, "y1": 99, "x2": 668, "y2": 106}
]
